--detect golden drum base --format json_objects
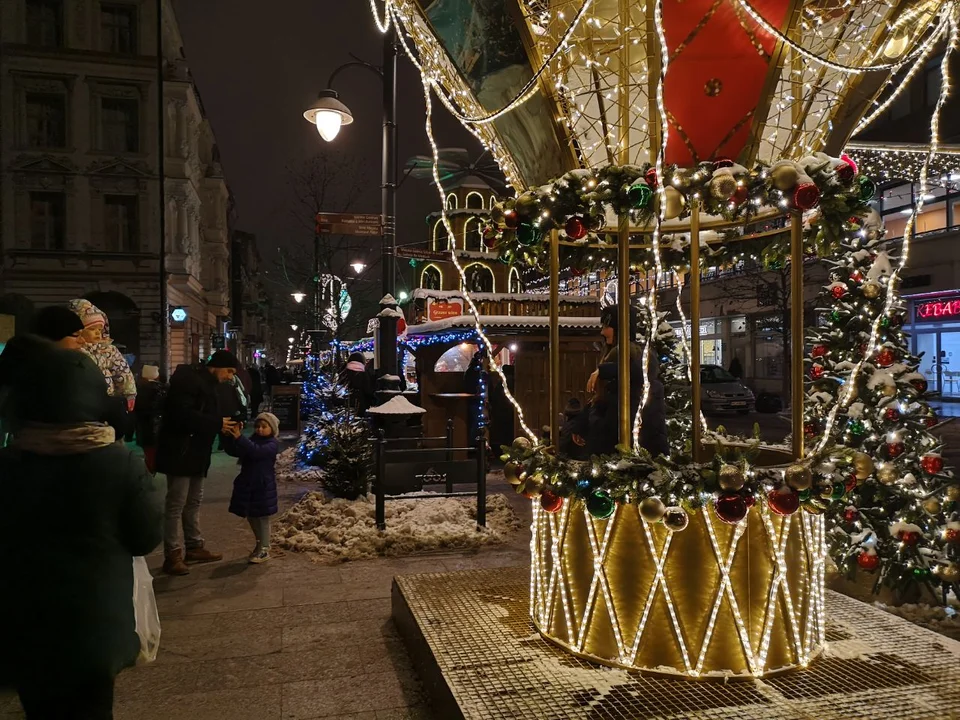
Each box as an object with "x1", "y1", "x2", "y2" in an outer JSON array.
[{"x1": 530, "y1": 500, "x2": 827, "y2": 678}]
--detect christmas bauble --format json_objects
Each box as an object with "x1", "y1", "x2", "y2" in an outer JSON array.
[
  {"x1": 639, "y1": 496, "x2": 666, "y2": 523},
  {"x1": 540, "y1": 491, "x2": 563, "y2": 513},
  {"x1": 830, "y1": 309, "x2": 842, "y2": 323},
  {"x1": 713, "y1": 158, "x2": 735, "y2": 169},
  {"x1": 663, "y1": 506, "x2": 689, "y2": 532},
  {"x1": 627, "y1": 181, "x2": 653, "y2": 209},
  {"x1": 564, "y1": 216, "x2": 588, "y2": 240},
  {"x1": 880, "y1": 383, "x2": 897, "y2": 398},
  {"x1": 660, "y1": 186, "x2": 686, "y2": 220},
  {"x1": 848, "y1": 419, "x2": 865, "y2": 436},
  {"x1": 831, "y1": 285, "x2": 847, "y2": 300},
  {"x1": 911, "y1": 377, "x2": 929, "y2": 394},
  {"x1": 503, "y1": 211, "x2": 519, "y2": 229},
  {"x1": 516, "y1": 223, "x2": 540, "y2": 246},
  {"x1": 877, "y1": 464, "x2": 898, "y2": 485},
  {"x1": 922, "y1": 498, "x2": 942, "y2": 515},
  {"x1": 852, "y1": 452, "x2": 874, "y2": 480},
  {"x1": 513, "y1": 436, "x2": 532, "y2": 451},
  {"x1": 857, "y1": 176, "x2": 877, "y2": 202},
  {"x1": 586, "y1": 491, "x2": 615, "y2": 519},
  {"x1": 924, "y1": 412, "x2": 938, "y2": 428},
  {"x1": 835, "y1": 161, "x2": 856, "y2": 182},
  {"x1": 794, "y1": 182, "x2": 821, "y2": 210},
  {"x1": 921, "y1": 454, "x2": 944, "y2": 474},
  {"x1": 886, "y1": 442, "x2": 905, "y2": 459},
  {"x1": 843, "y1": 507, "x2": 860, "y2": 523},
  {"x1": 946, "y1": 486, "x2": 960, "y2": 501},
  {"x1": 732, "y1": 184, "x2": 749, "y2": 205},
  {"x1": 771, "y1": 162, "x2": 799, "y2": 191},
  {"x1": 862, "y1": 281, "x2": 882, "y2": 299},
  {"x1": 912, "y1": 566, "x2": 931, "y2": 579},
  {"x1": 830, "y1": 482, "x2": 847, "y2": 500},
  {"x1": 715, "y1": 493, "x2": 748, "y2": 525},
  {"x1": 938, "y1": 563, "x2": 960, "y2": 583},
  {"x1": 811, "y1": 364, "x2": 825, "y2": 379},
  {"x1": 504, "y1": 462, "x2": 523, "y2": 485},
  {"x1": 718, "y1": 465, "x2": 745, "y2": 491},
  {"x1": 945, "y1": 528, "x2": 960, "y2": 543},
  {"x1": 768, "y1": 487, "x2": 801, "y2": 516},
  {"x1": 709, "y1": 173, "x2": 738, "y2": 200},
  {"x1": 785, "y1": 464, "x2": 813, "y2": 491},
  {"x1": 803, "y1": 421, "x2": 818, "y2": 439},
  {"x1": 845, "y1": 474, "x2": 858, "y2": 493},
  {"x1": 645, "y1": 168, "x2": 658, "y2": 188},
  {"x1": 744, "y1": 494, "x2": 757, "y2": 507},
  {"x1": 884, "y1": 407, "x2": 900, "y2": 422},
  {"x1": 811, "y1": 344, "x2": 828, "y2": 358},
  {"x1": 482, "y1": 229, "x2": 498, "y2": 248},
  {"x1": 876, "y1": 348, "x2": 895, "y2": 367},
  {"x1": 899, "y1": 530, "x2": 921, "y2": 546},
  {"x1": 857, "y1": 551, "x2": 880, "y2": 571},
  {"x1": 840, "y1": 152, "x2": 858, "y2": 175}
]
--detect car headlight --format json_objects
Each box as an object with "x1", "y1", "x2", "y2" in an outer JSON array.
[{"x1": 705, "y1": 390, "x2": 721, "y2": 399}]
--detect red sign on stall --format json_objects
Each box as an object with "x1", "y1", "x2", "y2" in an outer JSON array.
[
  {"x1": 916, "y1": 298, "x2": 960, "y2": 320},
  {"x1": 427, "y1": 299, "x2": 464, "y2": 321}
]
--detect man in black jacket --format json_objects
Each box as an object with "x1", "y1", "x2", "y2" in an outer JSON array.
[{"x1": 156, "y1": 350, "x2": 240, "y2": 575}]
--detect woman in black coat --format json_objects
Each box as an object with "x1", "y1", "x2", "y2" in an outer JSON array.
[{"x1": 0, "y1": 345, "x2": 163, "y2": 717}]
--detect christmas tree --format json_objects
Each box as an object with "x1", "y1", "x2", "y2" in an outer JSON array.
[{"x1": 805, "y1": 211, "x2": 960, "y2": 601}]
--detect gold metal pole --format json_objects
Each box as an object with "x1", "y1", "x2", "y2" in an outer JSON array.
[
  {"x1": 690, "y1": 202, "x2": 701, "y2": 462},
  {"x1": 549, "y1": 229, "x2": 561, "y2": 447},
  {"x1": 617, "y1": 0, "x2": 631, "y2": 448},
  {"x1": 791, "y1": 211, "x2": 804, "y2": 459}
]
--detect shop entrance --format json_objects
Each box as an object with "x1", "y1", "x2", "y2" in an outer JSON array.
[{"x1": 914, "y1": 330, "x2": 960, "y2": 398}]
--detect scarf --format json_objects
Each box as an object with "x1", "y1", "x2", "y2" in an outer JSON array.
[
  {"x1": 12, "y1": 422, "x2": 116, "y2": 455},
  {"x1": 346, "y1": 361, "x2": 365, "y2": 372}
]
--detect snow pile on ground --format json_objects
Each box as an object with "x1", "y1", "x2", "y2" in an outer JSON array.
[
  {"x1": 876, "y1": 601, "x2": 960, "y2": 640},
  {"x1": 273, "y1": 491, "x2": 522, "y2": 562},
  {"x1": 276, "y1": 446, "x2": 321, "y2": 484}
]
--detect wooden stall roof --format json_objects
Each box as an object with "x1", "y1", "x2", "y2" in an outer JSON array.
[{"x1": 406, "y1": 314, "x2": 601, "y2": 338}]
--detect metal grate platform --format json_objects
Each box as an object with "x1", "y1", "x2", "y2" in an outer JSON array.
[{"x1": 392, "y1": 567, "x2": 960, "y2": 720}]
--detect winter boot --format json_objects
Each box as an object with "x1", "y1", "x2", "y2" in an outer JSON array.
[
  {"x1": 185, "y1": 547, "x2": 223, "y2": 564},
  {"x1": 163, "y1": 549, "x2": 190, "y2": 576},
  {"x1": 248, "y1": 547, "x2": 270, "y2": 564}
]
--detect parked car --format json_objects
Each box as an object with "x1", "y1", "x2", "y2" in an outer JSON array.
[{"x1": 700, "y1": 364, "x2": 755, "y2": 414}]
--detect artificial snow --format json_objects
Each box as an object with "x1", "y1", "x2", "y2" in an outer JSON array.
[
  {"x1": 867, "y1": 252, "x2": 893, "y2": 280},
  {"x1": 877, "y1": 601, "x2": 960, "y2": 640},
  {"x1": 408, "y1": 314, "x2": 602, "y2": 334},
  {"x1": 367, "y1": 395, "x2": 426, "y2": 415},
  {"x1": 273, "y1": 491, "x2": 522, "y2": 562},
  {"x1": 889, "y1": 521, "x2": 923, "y2": 537},
  {"x1": 411, "y1": 288, "x2": 600, "y2": 304},
  {"x1": 847, "y1": 402, "x2": 865, "y2": 418}
]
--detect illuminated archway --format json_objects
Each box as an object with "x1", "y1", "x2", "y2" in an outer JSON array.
[
  {"x1": 420, "y1": 264, "x2": 443, "y2": 290},
  {"x1": 508, "y1": 266, "x2": 523, "y2": 293},
  {"x1": 432, "y1": 219, "x2": 449, "y2": 251},
  {"x1": 445, "y1": 193, "x2": 458, "y2": 211},
  {"x1": 465, "y1": 191, "x2": 484, "y2": 210},
  {"x1": 461, "y1": 263, "x2": 494, "y2": 293},
  {"x1": 463, "y1": 216, "x2": 484, "y2": 252}
]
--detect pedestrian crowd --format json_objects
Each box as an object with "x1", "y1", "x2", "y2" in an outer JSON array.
[{"x1": 0, "y1": 299, "x2": 283, "y2": 719}]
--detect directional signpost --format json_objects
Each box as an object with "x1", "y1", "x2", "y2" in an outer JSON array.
[
  {"x1": 316, "y1": 212, "x2": 382, "y2": 236},
  {"x1": 397, "y1": 247, "x2": 450, "y2": 262}
]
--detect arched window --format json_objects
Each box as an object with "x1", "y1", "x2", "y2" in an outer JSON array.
[
  {"x1": 465, "y1": 191, "x2": 484, "y2": 210},
  {"x1": 432, "y1": 219, "x2": 449, "y2": 251},
  {"x1": 420, "y1": 264, "x2": 442, "y2": 290},
  {"x1": 445, "y1": 193, "x2": 458, "y2": 211},
  {"x1": 508, "y1": 266, "x2": 523, "y2": 293},
  {"x1": 463, "y1": 217, "x2": 484, "y2": 252},
  {"x1": 489, "y1": 194, "x2": 497, "y2": 209},
  {"x1": 462, "y1": 263, "x2": 494, "y2": 293}
]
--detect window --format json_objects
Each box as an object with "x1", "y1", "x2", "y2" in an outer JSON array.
[
  {"x1": 104, "y1": 195, "x2": 138, "y2": 251},
  {"x1": 25, "y1": 93, "x2": 66, "y2": 148},
  {"x1": 100, "y1": 97, "x2": 139, "y2": 152},
  {"x1": 100, "y1": 3, "x2": 137, "y2": 53},
  {"x1": 432, "y1": 219, "x2": 448, "y2": 251},
  {"x1": 465, "y1": 192, "x2": 484, "y2": 210},
  {"x1": 420, "y1": 265, "x2": 442, "y2": 290},
  {"x1": 26, "y1": 0, "x2": 63, "y2": 47},
  {"x1": 464, "y1": 218, "x2": 484, "y2": 251},
  {"x1": 509, "y1": 267, "x2": 523, "y2": 293},
  {"x1": 30, "y1": 192, "x2": 66, "y2": 250},
  {"x1": 462, "y1": 263, "x2": 494, "y2": 293}
]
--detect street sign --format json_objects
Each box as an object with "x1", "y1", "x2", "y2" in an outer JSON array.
[
  {"x1": 426, "y1": 298, "x2": 464, "y2": 321},
  {"x1": 397, "y1": 247, "x2": 450, "y2": 262},
  {"x1": 211, "y1": 334, "x2": 226, "y2": 350},
  {"x1": 316, "y1": 212, "x2": 382, "y2": 236}
]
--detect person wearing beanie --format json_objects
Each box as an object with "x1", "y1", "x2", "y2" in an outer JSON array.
[
  {"x1": 154, "y1": 349, "x2": 240, "y2": 575},
  {"x1": 0, "y1": 345, "x2": 162, "y2": 717},
  {"x1": 223, "y1": 411, "x2": 279, "y2": 563},
  {"x1": 32, "y1": 305, "x2": 85, "y2": 349},
  {"x1": 67, "y1": 299, "x2": 137, "y2": 415}
]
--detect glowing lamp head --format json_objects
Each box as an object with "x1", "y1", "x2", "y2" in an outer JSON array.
[
  {"x1": 350, "y1": 262, "x2": 366, "y2": 274},
  {"x1": 398, "y1": 291, "x2": 408, "y2": 301},
  {"x1": 291, "y1": 292, "x2": 306, "y2": 303},
  {"x1": 291, "y1": 324, "x2": 298, "y2": 331},
  {"x1": 303, "y1": 90, "x2": 354, "y2": 142}
]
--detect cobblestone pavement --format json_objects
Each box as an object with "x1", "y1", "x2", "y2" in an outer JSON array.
[{"x1": 0, "y1": 449, "x2": 532, "y2": 720}]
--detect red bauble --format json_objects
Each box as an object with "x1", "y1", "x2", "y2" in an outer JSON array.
[
  {"x1": 503, "y1": 211, "x2": 519, "y2": 229},
  {"x1": 845, "y1": 475, "x2": 858, "y2": 493},
  {"x1": 876, "y1": 349, "x2": 895, "y2": 367},
  {"x1": 887, "y1": 442, "x2": 905, "y2": 459},
  {"x1": 924, "y1": 413, "x2": 938, "y2": 428},
  {"x1": 396, "y1": 316, "x2": 407, "y2": 336},
  {"x1": 843, "y1": 507, "x2": 860, "y2": 523},
  {"x1": 732, "y1": 184, "x2": 750, "y2": 205},
  {"x1": 794, "y1": 182, "x2": 821, "y2": 210},
  {"x1": 945, "y1": 528, "x2": 960, "y2": 543},
  {"x1": 859, "y1": 343, "x2": 869, "y2": 358},
  {"x1": 540, "y1": 491, "x2": 564, "y2": 513},
  {"x1": 713, "y1": 158, "x2": 735, "y2": 169},
  {"x1": 921, "y1": 454, "x2": 944, "y2": 474},
  {"x1": 884, "y1": 407, "x2": 900, "y2": 422},
  {"x1": 850, "y1": 269, "x2": 864, "y2": 283},
  {"x1": 810, "y1": 364, "x2": 825, "y2": 380},
  {"x1": 744, "y1": 494, "x2": 757, "y2": 507},
  {"x1": 767, "y1": 487, "x2": 801, "y2": 516},
  {"x1": 715, "y1": 493, "x2": 748, "y2": 525},
  {"x1": 831, "y1": 285, "x2": 847, "y2": 300},
  {"x1": 911, "y1": 378, "x2": 929, "y2": 394},
  {"x1": 804, "y1": 421, "x2": 817, "y2": 439},
  {"x1": 482, "y1": 229, "x2": 498, "y2": 248},
  {"x1": 835, "y1": 162, "x2": 856, "y2": 182},
  {"x1": 840, "y1": 152, "x2": 858, "y2": 175},
  {"x1": 645, "y1": 168, "x2": 659, "y2": 188},
  {"x1": 564, "y1": 216, "x2": 588, "y2": 241},
  {"x1": 811, "y1": 344, "x2": 828, "y2": 358},
  {"x1": 899, "y1": 531, "x2": 922, "y2": 546},
  {"x1": 857, "y1": 552, "x2": 881, "y2": 571}
]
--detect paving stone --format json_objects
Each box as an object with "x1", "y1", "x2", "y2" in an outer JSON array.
[
  {"x1": 155, "y1": 628, "x2": 283, "y2": 664},
  {"x1": 191, "y1": 646, "x2": 366, "y2": 692},
  {"x1": 281, "y1": 619, "x2": 398, "y2": 654},
  {"x1": 282, "y1": 580, "x2": 391, "y2": 607},
  {"x1": 281, "y1": 673, "x2": 423, "y2": 719},
  {"x1": 115, "y1": 661, "x2": 200, "y2": 696},
  {"x1": 114, "y1": 684, "x2": 282, "y2": 720}
]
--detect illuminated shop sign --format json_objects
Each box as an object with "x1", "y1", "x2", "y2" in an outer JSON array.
[{"x1": 916, "y1": 298, "x2": 960, "y2": 320}]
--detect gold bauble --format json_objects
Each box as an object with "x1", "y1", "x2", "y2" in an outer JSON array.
[
  {"x1": 939, "y1": 563, "x2": 960, "y2": 583},
  {"x1": 785, "y1": 464, "x2": 813, "y2": 491},
  {"x1": 504, "y1": 462, "x2": 523, "y2": 485},
  {"x1": 718, "y1": 465, "x2": 745, "y2": 491},
  {"x1": 512, "y1": 436, "x2": 532, "y2": 451},
  {"x1": 662, "y1": 506, "x2": 689, "y2": 532},
  {"x1": 946, "y1": 485, "x2": 960, "y2": 502},
  {"x1": 639, "y1": 496, "x2": 666, "y2": 523},
  {"x1": 660, "y1": 186, "x2": 686, "y2": 220},
  {"x1": 877, "y1": 464, "x2": 898, "y2": 485},
  {"x1": 771, "y1": 162, "x2": 799, "y2": 191},
  {"x1": 852, "y1": 452, "x2": 874, "y2": 481},
  {"x1": 709, "y1": 173, "x2": 738, "y2": 200},
  {"x1": 922, "y1": 498, "x2": 942, "y2": 515},
  {"x1": 862, "y1": 281, "x2": 882, "y2": 299},
  {"x1": 880, "y1": 383, "x2": 897, "y2": 397}
]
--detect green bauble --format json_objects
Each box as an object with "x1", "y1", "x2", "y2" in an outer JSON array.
[
  {"x1": 627, "y1": 182, "x2": 653, "y2": 209},
  {"x1": 857, "y1": 176, "x2": 877, "y2": 202},
  {"x1": 913, "y1": 566, "x2": 931, "y2": 579},
  {"x1": 516, "y1": 223, "x2": 540, "y2": 246},
  {"x1": 831, "y1": 309, "x2": 842, "y2": 323},
  {"x1": 830, "y1": 482, "x2": 846, "y2": 500},
  {"x1": 880, "y1": 315, "x2": 890, "y2": 328},
  {"x1": 586, "y1": 491, "x2": 616, "y2": 519},
  {"x1": 498, "y1": 250, "x2": 514, "y2": 265},
  {"x1": 849, "y1": 419, "x2": 865, "y2": 436}
]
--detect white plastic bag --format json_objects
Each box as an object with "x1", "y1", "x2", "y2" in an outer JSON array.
[{"x1": 132, "y1": 556, "x2": 161, "y2": 663}]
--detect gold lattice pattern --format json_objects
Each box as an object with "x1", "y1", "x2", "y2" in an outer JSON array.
[{"x1": 530, "y1": 499, "x2": 827, "y2": 677}]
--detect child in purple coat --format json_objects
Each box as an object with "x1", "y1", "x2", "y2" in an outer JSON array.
[{"x1": 225, "y1": 412, "x2": 279, "y2": 563}]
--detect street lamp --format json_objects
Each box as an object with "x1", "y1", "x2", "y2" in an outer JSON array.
[
  {"x1": 291, "y1": 324, "x2": 298, "y2": 331},
  {"x1": 288, "y1": 337, "x2": 295, "y2": 344},
  {"x1": 350, "y1": 261, "x2": 366, "y2": 274},
  {"x1": 303, "y1": 90, "x2": 354, "y2": 142},
  {"x1": 292, "y1": 292, "x2": 306, "y2": 303}
]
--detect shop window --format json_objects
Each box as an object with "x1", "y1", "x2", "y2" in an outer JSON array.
[
  {"x1": 730, "y1": 316, "x2": 747, "y2": 334},
  {"x1": 434, "y1": 343, "x2": 477, "y2": 373}
]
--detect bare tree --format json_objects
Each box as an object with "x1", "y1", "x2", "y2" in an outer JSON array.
[{"x1": 275, "y1": 150, "x2": 381, "y2": 341}]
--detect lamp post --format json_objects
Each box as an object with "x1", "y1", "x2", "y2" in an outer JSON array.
[{"x1": 304, "y1": 25, "x2": 400, "y2": 385}]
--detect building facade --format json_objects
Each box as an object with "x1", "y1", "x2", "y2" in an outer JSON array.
[
  {"x1": 230, "y1": 229, "x2": 270, "y2": 365},
  {"x1": 0, "y1": 0, "x2": 231, "y2": 372}
]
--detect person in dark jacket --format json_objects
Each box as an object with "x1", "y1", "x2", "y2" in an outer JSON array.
[
  {"x1": 247, "y1": 365, "x2": 264, "y2": 415},
  {"x1": 340, "y1": 352, "x2": 374, "y2": 412},
  {"x1": 155, "y1": 349, "x2": 240, "y2": 575},
  {"x1": 32, "y1": 305, "x2": 85, "y2": 350},
  {"x1": 135, "y1": 364, "x2": 166, "y2": 473},
  {"x1": 573, "y1": 304, "x2": 669, "y2": 458},
  {"x1": 0, "y1": 345, "x2": 163, "y2": 718},
  {"x1": 224, "y1": 411, "x2": 279, "y2": 564},
  {"x1": 558, "y1": 397, "x2": 589, "y2": 460}
]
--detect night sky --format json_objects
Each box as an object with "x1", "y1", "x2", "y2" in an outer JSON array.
[{"x1": 172, "y1": 0, "x2": 484, "y2": 299}]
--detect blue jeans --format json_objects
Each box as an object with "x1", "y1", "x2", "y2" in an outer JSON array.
[{"x1": 164, "y1": 475, "x2": 204, "y2": 554}]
